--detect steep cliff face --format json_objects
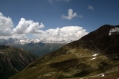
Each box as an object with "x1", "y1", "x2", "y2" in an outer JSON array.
[
  {"x1": 0, "y1": 45, "x2": 37, "y2": 79},
  {"x1": 10, "y1": 25, "x2": 119, "y2": 79}
]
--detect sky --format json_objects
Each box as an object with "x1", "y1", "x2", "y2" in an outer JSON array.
[{"x1": 0, "y1": 0, "x2": 119, "y2": 41}]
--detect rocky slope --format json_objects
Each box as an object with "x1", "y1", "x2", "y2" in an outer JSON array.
[
  {"x1": 0, "y1": 45, "x2": 37, "y2": 79},
  {"x1": 10, "y1": 24, "x2": 119, "y2": 79}
]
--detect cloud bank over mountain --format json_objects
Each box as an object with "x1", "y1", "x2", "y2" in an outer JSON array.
[
  {"x1": 0, "y1": 12, "x2": 88, "y2": 41},
  {"x1": 33, "y1": 26, "x2": 88, "y2": 41}
]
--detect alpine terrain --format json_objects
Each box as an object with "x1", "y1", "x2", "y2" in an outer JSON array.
[
  {"x1": 0, "y1": 38, "x2": 67, "y2": 57},
  {"x1": 10, "y1": 24, "x2": 119, "y2": 79},
  {"x1": 0, "y1": 45, "x2": 37, "y2": 79}
]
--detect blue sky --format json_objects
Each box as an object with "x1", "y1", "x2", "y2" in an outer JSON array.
[{"x1": 0, "y1": 0, "x2": 119, "y2": 41}]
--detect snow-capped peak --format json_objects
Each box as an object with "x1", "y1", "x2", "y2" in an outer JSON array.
[{"x1": 0, "y1": 37, "x2": 69, "y2": 45}]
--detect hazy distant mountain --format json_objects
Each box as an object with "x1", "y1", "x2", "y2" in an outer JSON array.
[
  {"x1": 0, "y1": 37, "x2": 70, "y2": 45},
  {"x1": 0, "y1": 45, "x2": 37, "y2": 79},
  {"x1": 12, "y1": 42, "x2": 66, "y2": 57},
  {"x1": 10, "y1": 24, "x2": 119, "y2": 79},
  {"x1": 0, "y1": 38, "x2": 68, "y2": 56}
]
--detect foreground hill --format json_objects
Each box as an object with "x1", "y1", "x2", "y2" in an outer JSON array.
[
  {"x1": 0, "y1": 45, "x2": 37, "y2": 79},
  {"x1": 10, "y1": 24, "x2": 119, "y2": 79}
]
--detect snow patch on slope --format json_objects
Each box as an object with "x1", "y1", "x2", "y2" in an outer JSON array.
[
  {"x1": 92, "y1": 53, "x2": 98, "y2": 56},
  {"x1": 109, "y1": 27, "x2": 119, "y2": 36}
]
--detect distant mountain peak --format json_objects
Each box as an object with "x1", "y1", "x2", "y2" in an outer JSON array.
[{"x1": 0, "y1": 37, "x2": 70, "y2": 45}]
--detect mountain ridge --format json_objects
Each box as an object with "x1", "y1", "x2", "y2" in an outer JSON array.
[
  {"x1": 0, "y1": 37, "x2": 71, "y2": 45},
  {"x1": 10, "y1": 24, "x2": 119, "y2": 79}
]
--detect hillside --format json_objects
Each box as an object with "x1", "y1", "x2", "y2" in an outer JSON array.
[
  {"x1": 10, "y1": 24, "x2": 119, "y2": 79},
  {"x1": 0, "y1": 45, "x2": 37, "y2": 79}
]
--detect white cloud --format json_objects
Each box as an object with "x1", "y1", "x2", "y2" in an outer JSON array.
[
  {"x1": 62, "y1": 9, "x2": 79, "y2": 20},
  {"x1": 88, "y1": 5, "x2": 94, "y2": 10},
  {"x1": 13, "y1": 18, "x2": 44, "y2": 34},
  {"x1": 33, "y1": 26, "x2": 88, "y2": 41},
  {"x1": 0, "y1": 34, "x2": 25, "y2": 39},
  {"x1": 26, "y1": 22, "x2": 44, "y2": 33},
  {"x1": 0, "y1": 28, "x2": 13, "y2": 36},
  {"x1": 0, "y1": 12, "x2": 88, "y2": 42},
  {"x1": 0, "y1": 12, "x2": 13, "y2": 36}
]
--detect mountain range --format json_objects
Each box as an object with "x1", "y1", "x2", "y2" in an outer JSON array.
[
  {"x1": 0, "y1": 38, "x2": 67, "y2": 57},
  {"x1": 0, "y1": 37, "x2": 70, "y2": 45},
  {"x1": 10, "y1": 24, "x2": 119, "y2": 79}
]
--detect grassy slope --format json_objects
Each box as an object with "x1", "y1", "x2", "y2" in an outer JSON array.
[
  {"x1": 10, "y1": 25, "x2": 119, "y2": 79},
  {"x1": 10, "y1": 46, "x2": 119, "y2": 79}
]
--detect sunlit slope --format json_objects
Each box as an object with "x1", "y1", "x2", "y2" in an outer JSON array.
[{"x1": 10, "y1": 25, "x2": 119, "y2": 79}]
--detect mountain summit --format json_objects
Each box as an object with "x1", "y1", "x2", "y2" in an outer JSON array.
[
  {"x1": 10, "y1": 24, "x2": 119, "y2": 79},
  {"x1": 71, "y1": 24, "x2": 119, "y2": 58}
]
